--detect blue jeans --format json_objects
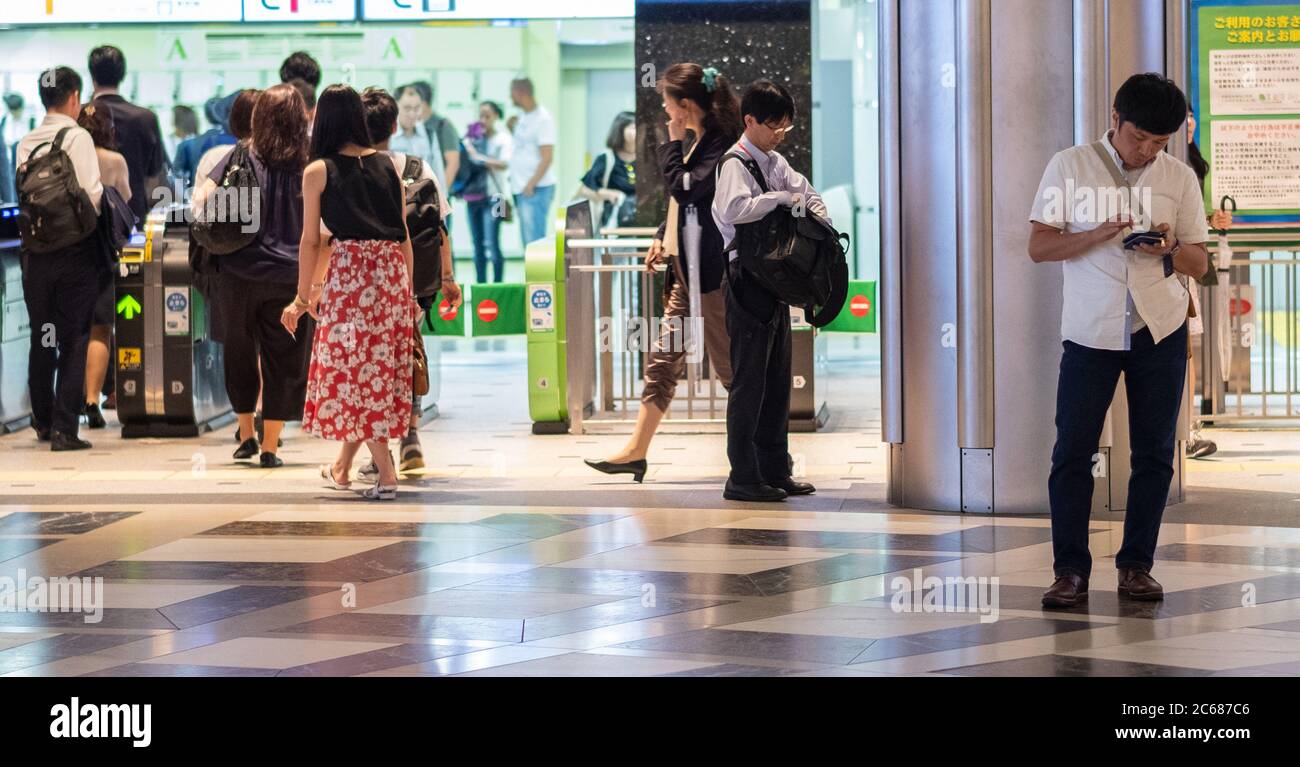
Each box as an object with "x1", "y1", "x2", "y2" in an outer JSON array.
[
  {"x1": 514, "y1": 184, "x2": 555, "y2": 246},
  {"x1": 467, "y1": 198, "x2": 504, "y2": 283},
  {"x1": 1048, "y1": 324, "x2": 1188, "y2": 579}
]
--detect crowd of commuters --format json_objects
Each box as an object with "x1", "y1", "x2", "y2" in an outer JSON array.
[{"x1": 10, "y1": 44, "x2": 1233, "y2": 531}]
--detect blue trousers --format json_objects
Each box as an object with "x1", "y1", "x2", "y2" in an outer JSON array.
[{"x1": 1049, "y1": 324, "x2": 1188, "y2": 578}]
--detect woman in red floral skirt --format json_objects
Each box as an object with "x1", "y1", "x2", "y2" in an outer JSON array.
[{"x1": 281, "y1": 84, "x2": 425, "y2": 500}]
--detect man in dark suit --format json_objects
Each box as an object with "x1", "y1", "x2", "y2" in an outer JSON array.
[{"x1": 88, "y1": 45, "x2": 167, "y2": 226}]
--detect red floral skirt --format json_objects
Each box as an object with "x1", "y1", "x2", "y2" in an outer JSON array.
[{"x1": 302, "y1": 238, "x2": 413, "y2": 442}]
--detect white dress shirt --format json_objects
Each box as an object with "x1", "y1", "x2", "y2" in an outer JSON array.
[
  {"x1": 712, "y1": 135, "x2": 828, "y2": 260},
  {"x1": 1030, "y1": 131, "x2": 1208, "y2": 351},
  {"x1": 17, "y1": 112, "x2": 103, "y2": 213}
]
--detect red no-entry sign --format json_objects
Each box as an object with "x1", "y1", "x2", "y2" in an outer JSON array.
[
  {"x1": 438, "y1": 299, "x2": 458, "y2": 321},
  {"x1": 477, "y1": 299, "x2": 499, "y2": 322},
  {"x1": 850, "y1": 295, "x2": 872, "y2": 317}
]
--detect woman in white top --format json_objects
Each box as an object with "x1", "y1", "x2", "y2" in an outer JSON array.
[{"x1": 76, "y1": 103, "x2": 131, "y2": 429}]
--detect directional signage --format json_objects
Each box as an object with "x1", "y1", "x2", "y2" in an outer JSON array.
[{"x1": 116, "y1": 294, "x2": 142, "y2": 320}]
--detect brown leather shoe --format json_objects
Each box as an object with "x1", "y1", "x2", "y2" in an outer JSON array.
[
  {"x1": 1117, "y1": 568, "x2": 1164, "y2": 601},
  {"x1": 1042, "y1": 573, "x2": 1088, "y2": 609}
]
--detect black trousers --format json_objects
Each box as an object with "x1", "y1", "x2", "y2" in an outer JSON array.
[
  {"x1": 1049, "y1": 324, "x2": 1188, "y2": 578},
  {"x1": 21, "y1": 238, "x2": 102, "y2": 435},
  {"x1": 217, "y1": 274, "x2": 314, "y2": 422},
  {"x1": 725, "y1": 259, "x2": 792, "y2": 485}
]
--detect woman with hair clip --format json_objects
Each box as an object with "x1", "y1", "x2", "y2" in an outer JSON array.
[
  {"x1": 584, "y1": 63, "x2": 742, "y2": 482},
  {"x1": 194, "y1": 84, "x2": 312, "y2": 468},
  {"x1": 281, "y1": 84, "x2": 417, "y2": 501}
]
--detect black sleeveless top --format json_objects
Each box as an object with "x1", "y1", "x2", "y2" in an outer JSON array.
[{"x1": 320, "y1": 152, "x2": 406, "y2": 242}]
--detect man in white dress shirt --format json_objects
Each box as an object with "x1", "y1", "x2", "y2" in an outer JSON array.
[
  {"x1": 16, "y1": 67, "x2": 105, "y2": 451},
  {"x1": 713, "y1": 80, "x2": 828, "y2": 503},
  {"x1": 1029, "y1": 73, "x2": 1209, "y2": 608}
]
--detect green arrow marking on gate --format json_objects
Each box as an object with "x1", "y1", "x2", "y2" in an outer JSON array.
[{"x1": 116, "y1": 295, "x2": 142, "y2": 320}]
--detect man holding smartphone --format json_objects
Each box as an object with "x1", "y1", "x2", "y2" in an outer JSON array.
[{"x1": 1028, "y1": 73, "x2": 1209, "y2": 609}]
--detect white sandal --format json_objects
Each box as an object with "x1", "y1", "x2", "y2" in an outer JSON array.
[
  {"x1": 360, "y1": 482, "x2": 397, "y2": 501},
  {"x1": 320, "y1": 464, "x2": 351, "y2": 490}
]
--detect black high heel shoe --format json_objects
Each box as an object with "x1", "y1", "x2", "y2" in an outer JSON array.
[{"x1": 584, "y1": 458, "x2": 647, "y2": 483}]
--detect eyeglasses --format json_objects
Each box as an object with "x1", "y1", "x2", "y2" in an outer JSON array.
[{"x1": 764, "y1": 122, "x2": 795, "y2": 135}]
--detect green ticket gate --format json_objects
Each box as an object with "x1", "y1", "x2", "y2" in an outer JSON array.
[
  {"x1": 525, "y1": 207, "x2": 580, "y2": 434},
  {"x1": 529, "y1": 201, "x2": 830, "y2": 434},
  {"x1": 115, "y1": 210, "x2": 232, "y2": 437}
]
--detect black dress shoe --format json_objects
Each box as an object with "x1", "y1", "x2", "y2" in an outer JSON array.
[
  {"x1": 723, "y1": 480, "x2": 788, "y2": 502},
  {"x1": 584, "y1": 458, "x2": 647, "y2": 483},
  {"x1": 83, "y1": 403, "x2": 106, "y2": 429},
  {"x1": 33, "y1": 426, "x2": 51, "y2": 442},
  {"x1": 772, "y1": 478, "x2": 816, "y2": 496},
  {"x1": 233, "y1": 437, "x2": 260, "y2": 460},
  {"x1": 1042, "y1": 573, "x2": 1089, "y2": 609},
  {"x1": 1117, "y1": 567, "x2": 1164, "y2": 601},
  {"x1": 50, "y1": 432, "x2": 92, "y2": 451},
  {"x1": 260, "y1": 452, "x2": 283, "y2": 468}
]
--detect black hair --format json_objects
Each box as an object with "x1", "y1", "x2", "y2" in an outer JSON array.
[
  {"x1": 605, "y1": 111, "x2": 635, "y2": 152},
  {"x1": 480, "y1": 100, "x2": 504, "y2": 119},
  {"x1": 172, "y1": 104, "x2": 198, "y2": 136},
  {"x1": 310, "y1": 84, "x2": 372, "y2": 158},
  {"x1": 1188, "y1": 140, "x2": 1209, "y2": 189},
  {"x1": 659, "y1": 63, "x2": 741, "y2": 144},
  {"x1": 399, "y1": 81, "x2": 433, "y2": 106},
  {"x1": 280, "y1": 52, "x2": 321, "y2": 88},
  {"x1": 288, "y1": 78, "x2": 317, "y2": 110},
  {"x1": 3, "y1": 92, "x2": 23, "y2": 111},
  {"x1": 88, "y1": 45, "x2": 126, "y2": 88},
  {"x1": 361, "y1": 87, "x2": 399, "y2": 146},
  {"x1": 38, "y1": 67, "x2": 82, "y2": 110},
  {"x1": 741, "y1": 80, "x2": 796, "y2": 126},
  {"x1": 1114, "y1": 73, "x2": 1187, "y2": 136},
  {"x1": 511, "y1": 77, "x2": 535, "y2": 97}
]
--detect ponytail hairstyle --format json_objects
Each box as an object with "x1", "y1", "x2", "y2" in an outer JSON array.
[{"x1": 659, "y1": 62, "x2": 741, "y2": 144}]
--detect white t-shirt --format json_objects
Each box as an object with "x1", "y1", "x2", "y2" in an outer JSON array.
[
  {"x1": 1029, "y1": 131, "x2": 1208, "y2": 351},
  {"x1": 484, "y1": 129, "x2": 514, "y2": 196},
  {"x1": 196, "y1": 144, "x2": 235, "y2": 188},
  {"x1": 508, "y1": 105, "x2": 556, "y2": 194}
]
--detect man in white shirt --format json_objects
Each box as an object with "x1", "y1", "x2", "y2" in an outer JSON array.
[
  {"x1": 713, "y1": 80, "x2": 828, "y2": 503},
  {"x1": 16, "y1": 67, "x2": 105, "y2": 451},
  {"x1": 1029, "y1": 73, "x2": 1209, "y2": 609},
  {"x1": 508, "y1": 77, "x2": 557, "y2": 245}
]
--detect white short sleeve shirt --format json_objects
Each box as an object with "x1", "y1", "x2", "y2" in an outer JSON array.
[{"x1": 1029, "y1": 131, "x2": 1208, "y2": 351}]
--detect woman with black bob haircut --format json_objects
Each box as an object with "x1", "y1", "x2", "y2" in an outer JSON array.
[
  {"x1": 282, "y1": 84, "x2": 418, "y2": 500},
  {"x1": 584, "y1": 62, "x2": 742, "y2": 481}
]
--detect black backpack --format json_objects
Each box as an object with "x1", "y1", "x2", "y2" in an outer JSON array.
[
  {"x1": 15, "y1": 127, "x2": 99, "y2": 254},
  {"x1": 722, "y1": 152, "x2": 849, "y2": 327},
  {"x1": 190, "y1": 142, "x2": 259, "y2": 255},
  {"x1": 401, "y1": 155, "x2": 444, "y2": 298}
]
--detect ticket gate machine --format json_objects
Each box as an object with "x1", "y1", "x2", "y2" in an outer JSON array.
[{"x1": 115, "y1": 209, "x2": 232, "y2": 437}]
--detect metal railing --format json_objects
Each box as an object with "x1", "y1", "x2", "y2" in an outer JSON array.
[
  {"x1": 1198, "y1": 241, "x2": 1300, "y2": 423},
  {"x1": 564, "y1": 225, "x2": 728, "y2": 434}
]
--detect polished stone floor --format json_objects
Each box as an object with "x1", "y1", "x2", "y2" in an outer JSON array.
[{"x1": 2, "y1": 337, "x2": 1299, "y2": 677}]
